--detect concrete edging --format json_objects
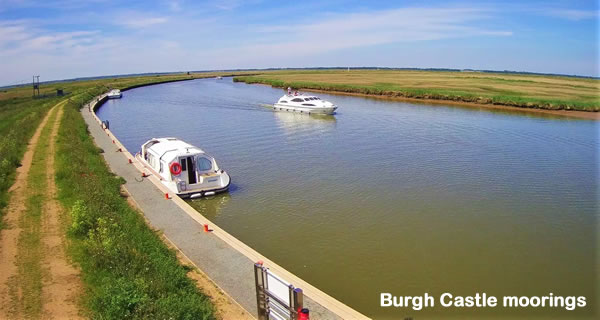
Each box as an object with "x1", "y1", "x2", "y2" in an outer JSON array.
[{"x1": 87, "y1": 91, "x2": 370, "y2": 320}]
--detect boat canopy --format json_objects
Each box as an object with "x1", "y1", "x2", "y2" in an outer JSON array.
[{"x1": 145, "y1": 138, "x2": 206, "y2": 164}]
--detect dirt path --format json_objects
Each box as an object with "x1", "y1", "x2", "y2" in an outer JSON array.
[
  {"x1": 40, "y1": 102, "x2": 82, "y2": 319},
  {"x1": 0, "y1": 100, "x2": 82, "y2": 319},
  {"x1": 0, "y1": 103, "x2": 57, "y2": 318}
]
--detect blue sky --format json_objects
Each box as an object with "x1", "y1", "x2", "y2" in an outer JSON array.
[{"x1": 0, "y1": 0, "x2": 597, "y2": 86}]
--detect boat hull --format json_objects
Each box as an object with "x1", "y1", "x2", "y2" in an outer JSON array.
[
  {"x1": 273, "y1": 103, "x2": 337, "y2": 115},
  {"x1": 178, "y1": 182, "x2": 230, "y2": 199},
  {"x1": 135, "y1": 153, "x2": 231, "y2": 199}
]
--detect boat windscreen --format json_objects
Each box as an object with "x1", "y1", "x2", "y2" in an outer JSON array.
[{"x1": 197, "y1": 157, "x2": 212, "y2": 171}]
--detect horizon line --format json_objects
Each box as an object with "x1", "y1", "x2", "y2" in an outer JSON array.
[{"x1": 2, "y1": 66, "x2": 598, "y2": 89}]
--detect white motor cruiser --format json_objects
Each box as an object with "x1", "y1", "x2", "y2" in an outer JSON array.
[
  {"x1": 137, "y1": 138, "x2": 231, "y2": 199},
  {"x1": 273, "y1": 93, "x2": 337, "y2": 115},
  {"x1": 107, "y1": 89, "x2": 122, "y2": 99}
]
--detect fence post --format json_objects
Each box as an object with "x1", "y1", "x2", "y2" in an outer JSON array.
[
  {"x1": 292, "y1": 288, "x2": 304, "y2": 320},
  {"x1": 254, "y1": 263, "x2": 268, "y2": 320}
]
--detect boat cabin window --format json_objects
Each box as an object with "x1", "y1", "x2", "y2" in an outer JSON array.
[
  {"x1": 147, "y1": 153, "x2": 155, "y2": 168},
  {"x1": 280, "y1": 100, "x2": 287, "y2": 103},
  {"x1": 291, "y1": 98, "x2": 304, "y2": 102},
  {"x1": 197, "y1": 157, "x2": 212, "y2": 172},
  {"x1": 302, "y1": 103, "x2": 315, "y2": 106},
  {"x1": 180, "y1": 158, "x2": 187, "y2": 171}
]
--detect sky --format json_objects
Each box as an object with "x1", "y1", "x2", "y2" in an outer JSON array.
[{"x1": 0, "y1": 0, "x2": 598, "y2": 86}]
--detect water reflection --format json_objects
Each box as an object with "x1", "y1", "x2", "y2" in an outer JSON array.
[
  {"x1": 188, "y1": 193, "x2": 230, "y2": 220},
  {"x1": 273, "y1": 111, "x2": 337, "y2": 135}
]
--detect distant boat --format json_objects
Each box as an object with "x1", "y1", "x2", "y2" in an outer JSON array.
[
  {"x1": 107, "y1": 89, "x2": 122, "y2": 99},
  {"x1": 216, "y1": 76, "x2": 223, "y2": 80},
  {"x1": 272, "y1": 93, "x2": 337, "y2": 115},
  {"x1": 136, "y1": 137, "x2": 231, "y2": 199}
]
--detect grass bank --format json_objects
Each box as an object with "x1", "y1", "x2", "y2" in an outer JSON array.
[
  {"x1": 233, "y1": 70, "x2": 600, "y2": 111},
  {"x1": 0, "y1": 96, "x2": 61, "y2": 229},
  {"x1": 56, "y1": 89, "x2": 215, "y2": 319},
  {"x1": 0, "y1": 72, "x2": 248, "y2": 227},
  {"x1": 0, "y1": 73, "x2": 237, "y2": 319}
]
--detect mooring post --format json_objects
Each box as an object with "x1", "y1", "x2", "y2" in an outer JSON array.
[
  {"x1": 293, "y1": 288, "x2": 304, "y2": 319},
  {"x1": 254, "y1": 263, "x2": 268, "y2": 320}
]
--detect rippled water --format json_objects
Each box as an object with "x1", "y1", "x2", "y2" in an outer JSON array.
[{"x1": 97, "y1": 78, "x2": 598, "y2": 319}]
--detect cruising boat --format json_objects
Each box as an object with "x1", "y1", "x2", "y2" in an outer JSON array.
[
  {"x1": 273, "y1": 93, "x2": 337, "y2": 115},
  {"x1": 107, "y1": 89, "x2": 122, "y2": 99},
  {"x1": 136, "y1": 137, "x2": 231, "y2": 199}
]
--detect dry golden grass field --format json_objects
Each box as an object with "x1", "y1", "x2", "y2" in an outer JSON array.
[{"x1": 234, "y1": 69, "x2": 600, "y2": 111}]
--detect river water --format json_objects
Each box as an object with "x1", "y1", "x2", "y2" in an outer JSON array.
[{"x1": 97, "y1": 78, "x2": 597, "y2": 319}]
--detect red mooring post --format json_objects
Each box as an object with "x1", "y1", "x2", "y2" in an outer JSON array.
[
  {"x1": 203, "y1": 224, "x2": 209, "y2": 232},
  {"x1": 128, "y1": 159, "x2": 133, "y2": 164},
  {"x1": 165, "y1": 193, "x2": 169, "y2": 200},
  {"x1": 298, "y1": 308, "x2": 309, "y2": 320}
]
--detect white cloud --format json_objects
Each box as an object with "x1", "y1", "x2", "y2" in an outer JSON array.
[
  {"x1": 3, "y1": 4, "x2": 598, "y2": 85},
  {"x1": 0, "y1": 21, "x2": 100, "y2": 56},
  {"x1": 214, "y1": 0, "x2": 242, "y2": 10},
  {"x1": 232, "y1": 7, "x2": 512, "y2": 61},
  {"x1": 166, "y1": 0, "x2": 182, "y2": 12},
  {"x1": 541, "y1": 8, "x2": 598, "y2": 21},
  {"x1": 117, "y1": 17, "x2": 169, "y2": 28},
  {"x1": 0, "y1": 6, "x2": 515, "y2": 85}
]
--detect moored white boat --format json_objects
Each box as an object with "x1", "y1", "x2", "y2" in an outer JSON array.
[
  {"x1": 107, "y1": 89, "x2": 122, "y2": 99},
  {"x1": 273, "y1": 93, "x2": 337, "y2": 115},
  {"x1": 136, "y1": 137, "x2": 231, "y2": 198}
]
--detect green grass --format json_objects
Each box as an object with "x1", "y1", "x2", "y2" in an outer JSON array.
[
  {"x1": 0, "y1": 72, "x2": 257, "y2": 229},
  {"x1": 55, "y1": 86, "x2": 215, "y2": 319},
  {"x1": 0, "y1": 73, "x2": 233, "y2": 319},
  {"x1": 0, "y1": 97, "x2": 61, "y2": 229},
  {"x1": 233, "y1": 70, "x2": 600, "y2": 111}
]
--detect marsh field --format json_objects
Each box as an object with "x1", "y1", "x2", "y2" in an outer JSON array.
[{"x1": 234, "y1": 69, "x2": 600, "y2": 112}]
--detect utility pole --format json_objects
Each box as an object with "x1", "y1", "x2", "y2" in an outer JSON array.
[{"x1": 32, "y1": 75, "x2": 40, "y2": 97}]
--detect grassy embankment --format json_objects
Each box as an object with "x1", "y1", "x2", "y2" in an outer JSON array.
[
  {"x1": 0, "y1": 94, "x2": 63, "y2": 229},
  {"x1": 234, "y1": 69, "x2": 600, "y2": 111},
  {"x1": 0, "y1": 73, "x2": 241, "y2": 318},
  {"x1": 0, "y1": 71, "x2": 249, "y2": 226}
]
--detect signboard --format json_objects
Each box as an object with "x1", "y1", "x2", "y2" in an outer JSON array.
[
  {"x1": 266, "y1": 269, "x2": 291, "y2": 306},
  {"x1": 254, "y1": 263, "x2": 304, "y2": 320}
]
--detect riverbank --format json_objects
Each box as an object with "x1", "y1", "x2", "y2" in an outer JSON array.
[
  {"x1": 89, "y1": 87, "x2": 370, "y2": 319},
  {"x1": 0, "y1": 73, "x2": 239, "y2": 319},
  {"x1": 233, "y1": 70, "x2": 600, "y2": 116},
  {"x1": 303, "y1": 87, "x2": 600, "y2": 120}
]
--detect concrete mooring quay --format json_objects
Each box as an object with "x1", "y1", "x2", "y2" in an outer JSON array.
[{"x1": 82, "y1": 93, "x2": 370, "y2": 320}]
